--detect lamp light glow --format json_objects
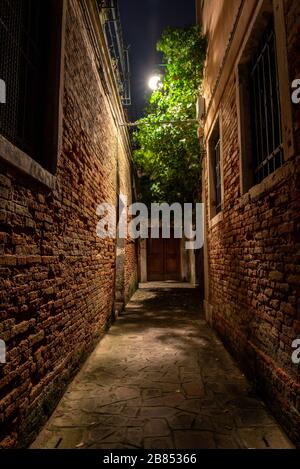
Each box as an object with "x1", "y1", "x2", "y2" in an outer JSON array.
[{"x1": 148, "y1": 75, "x2": 162, "y2": 91}]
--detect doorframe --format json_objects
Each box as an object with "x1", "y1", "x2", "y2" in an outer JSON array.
[
  {"x1": 139, "y1": 236, "x2": 197, "y2": 284},
  {"x1": 146, "y1": 235, "x2": 181, "y2": 282}
]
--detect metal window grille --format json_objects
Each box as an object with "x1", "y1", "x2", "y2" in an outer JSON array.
[
  {"x1": 213, "y1": 137, "x2": 222, "y2": 214},
  {"x1": 0, "y1": 0, "x2": 45, "y2": 161},
  {"x1": 249, "y1": 22, "x2": 283, "y2": 184},
  {"x1": 97, "y1": 0, "x2": 131, "y2": 106}
]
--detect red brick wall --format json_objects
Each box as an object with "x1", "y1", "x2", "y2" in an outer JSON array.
[
  {"x1": 125, "y1": 240, "x2": 138, "y2": 302},
  {"x1": 202, "y1": 0, "x2": 300, "y2": 446},
  {"x1": 0, "y1": 0, "x2": 136, "y2": 448},
  {"x1": 286, "y1": 0, "x2": 300, "y2": 155}
]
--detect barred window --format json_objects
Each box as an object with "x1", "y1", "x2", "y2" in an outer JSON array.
[
  {"x1": 249, "y1": 21, "x2": 283, "y2": 184},
  {"x1": 209, "y1": 117, "x2": 222, "y2": 218},
  {"x1": 0, "y1": 0, "x2": 64, "y2": 173},
  {"x1": 213, "y1": 137, "x2": 221, "y2": 214}
]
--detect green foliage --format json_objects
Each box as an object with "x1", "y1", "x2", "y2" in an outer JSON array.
[{"x1": 133, "y1": 26, "x2": 207, "y2": 205}]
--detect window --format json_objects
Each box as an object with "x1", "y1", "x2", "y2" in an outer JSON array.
[
  {"x1": 237, "y1": 0, "x2": 293, "y2": 195},
  {"x1": 0, "y1": 0, "x2": 65, "y2": 174},
  {"x1": 249, "y1": 20, "x2": 283, "y2": 185},
  {"x1": 213, "y1": 136, "x2": 222, "y2": 214},
  {"x1": 208, "y1": 117, "x2": 222, "y2": 219}
]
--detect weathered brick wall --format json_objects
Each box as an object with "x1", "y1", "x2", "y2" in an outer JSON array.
[
  {"x1": 0, "y1": 0, "x2": 136, "y2": 448},
  {"x1": 114, "y1": 136, "x2": 138, "y2": 306},
  {"x1": 125, "y1": 240, "x2": 138, "y2": 302},
  {"x1": 285, "y1": 0, "x2": 300, "y2": 155},
  {"x1": 203, "y1": 0, "x2": 300, "y2": 446}
]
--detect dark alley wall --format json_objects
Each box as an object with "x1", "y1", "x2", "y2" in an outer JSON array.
[
  {"x1": 200, "y1": 0, "x2": 300, "y2": 446},
  {"x1": 0, "y1": 0, "x2": 137, "y2": 448}
]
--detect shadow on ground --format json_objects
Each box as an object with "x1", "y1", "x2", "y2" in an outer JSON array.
[{"x1": 32, "y1": 284, "x2": 293, "y2": 449}]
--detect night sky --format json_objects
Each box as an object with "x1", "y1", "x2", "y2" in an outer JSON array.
[{"x1": 119, "y1": 0, "x2": 196, "y2": 120}]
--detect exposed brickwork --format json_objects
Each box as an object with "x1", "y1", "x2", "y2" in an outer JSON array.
[
  {"x1": 202, "y1": 0, "x2": 300, "y2": 447},
  {"x1": 125, "y1": 240, "x2": 138, "y2": 302},
  {"x1": 285, "y1": 0, "x2": 300, "y2": 154},
  {"x1": 0, "y1": 0, "x2": 136, "y2": 448}
]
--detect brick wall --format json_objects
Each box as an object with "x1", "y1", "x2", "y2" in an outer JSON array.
[
  {"x1": 125, "y1": 240, "x2": 138, "y2": 302},
  {"x1": 286, "y1": 0, "x2": 300, "y2": 155},
  {"x1": 202, "y1": 0, "x2": 300, "y2": 446},
  {"x1": 0, "y1": 0, "x2": 136, "y2": 448}
]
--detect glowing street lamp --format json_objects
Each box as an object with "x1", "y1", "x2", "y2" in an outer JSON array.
[
  {"x1": 118, "y1": 71, "x2": 199, "y2": 128},
  {"x1": 148, "y1": 75, "x2": 162, "y2": 91}
]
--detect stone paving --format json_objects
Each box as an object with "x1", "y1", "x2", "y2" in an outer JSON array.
[{"x1": 32, "y1": 283, "x2": 293, "y2": 449}]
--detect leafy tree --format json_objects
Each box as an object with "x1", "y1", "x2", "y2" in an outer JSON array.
[{"x1": 133, "y1": 26, "x2": 207, "y2": 205}]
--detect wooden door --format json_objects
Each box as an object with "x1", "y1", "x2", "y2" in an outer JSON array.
[{"x1": 147, "y1": 233, "x2": 181, "y2": 281}]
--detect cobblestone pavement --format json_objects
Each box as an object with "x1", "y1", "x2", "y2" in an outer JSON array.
[{"x1": 32, "y1": 283, "x2": 293, "y2": 449}]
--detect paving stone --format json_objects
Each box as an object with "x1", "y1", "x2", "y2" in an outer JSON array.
[
  {"x1": 95, "y1": 403, "x2": 125, "y2": 415},
  {"x1": 126, "y1": 417, "x2": 147, "y2": 427},
  {"x1": 49, "y1": 414, "x2": 86, "y2": 429},
  {"x1": 162, "y1": 392, "x2": 185, "y2": 405},
  {"x1": 126, "y1": 398, "x2": 143, "y2": 407},
  {"x1": 88, "y1": 443, "x2": 136, "y2": 449},
  {"x1": 210, "y1": 411, "x2": 236, "y2": 432},
  {"x1": 88, "y1": 426, "x2": 117, "y2": 443},
  {"x1": 141, "y1": 372, "x2": 166, "y2": 382},
  {"x1": 99, "y1": 428, "x2": 126, "y2": 443},
  {"x1": 168, "y1": 412, "x2": 196, "y2": 429},
  {"x1": 91, "y1": 414, "x2": 128, "y2": 427},
  {"x1": 163, "y1": 373, "x2": 181, "y2": 383},
  {"x1": 31, "y1": 430, "x2": 60, "y2": 449},
  {"x1": 141, "y1": 397, "x2": 169, "y2": 407},
  {"x1": 182, "y1": 381, "x2": 205, "y2": 398},
  {"x1": 144, "y1": 419, "x2": 170, "y2": 437},
  {"x1": 122, "y1": 406, "x2": 139, "y2": 417},
  {"x1": 228, "y1": 396, "x2": 265, "y2": 409},
  {"x1": 215, "y1": 433, "x2": 241, "y2": 449},
  {"x1": 80, "y1": 399, "x2": 113, "y2": 413},
  {"x1": 142, "y1": 389, "x2": 162, "y2": 400},
  {"x1": 140, "y1": 407, "x2": 177, "y2": 418},
  {"x1": 176, "y1": 399, "x2": 202, "y2": 413},
  {"x1": 51, "y1": 428, "x2": 88, "y2": 449},
  {"x1": 114, "y1": 387, "x2": 140, "y2": 401},
  {"x1": 32, "y1": 285, "x2": 293, "y2": 449},
  {"x1": 126, "y1": 428, "x2": 143, "y2": 447},
  {"x1": 193, "y1": 414, "x2": 215, "y2": 432},
  {"x1": 263, "y1": 427, "x2": 295, "y2": 449},
  {"x1": 174, "y1": 430, "x2": 216, "y2": 449},
  {"x1": 235, "y1": 409, "x2": 277, "y2": 428},
  {"x1": 144, "y1": 437, "x2": 174, "y2": 449},
  {"x1": 238, "y1": 427, "x2": 293, "y2": 449},
  {"x1": 180, "y1": 373, "x2": 197, "y2": 383},
  {"x1": 158, "y1": 382, "x2": 181, "y2": 392}
]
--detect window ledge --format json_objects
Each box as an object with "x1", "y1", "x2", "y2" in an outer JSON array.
[
  {"x1": 0, "y1": 135, "x2": 56, "y2": 190},
  {"x1": 209, "y1": 210, "x2": 223, "y2": 229},
  {"x1": 239, "y1": 157, "x2": 297, "y2": 207}
]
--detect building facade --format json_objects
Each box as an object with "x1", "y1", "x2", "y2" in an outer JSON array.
[
  {"x1": 198, "y1": 0, "x2": 300, "y2": 445},
  {"x1": 139, "y1": 236, "x2": 198, "y2": 286},
  {"x1": 0, "y1": 0, "x2": 137, "y2": 448}
]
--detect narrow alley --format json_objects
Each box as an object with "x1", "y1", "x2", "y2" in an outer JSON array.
[
  {"x1": 1, "y1": 0, "x2": 300, "y2": 455},
  {"x1": 32, "y1": 283, "x2": 293, "y2": 450}
]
